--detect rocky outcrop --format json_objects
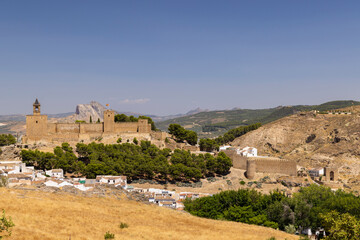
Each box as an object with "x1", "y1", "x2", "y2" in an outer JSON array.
[{"x1": 56, "y1": 101, "x2": 107, "y2": 123}]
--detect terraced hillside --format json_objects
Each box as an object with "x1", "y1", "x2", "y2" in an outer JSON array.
[{"x1": 157, "y1": 100, "x2": 360, "y2": 138}]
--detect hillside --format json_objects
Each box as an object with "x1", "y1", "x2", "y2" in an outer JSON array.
[
  {"x1": 156, "y1": 100, "x2": 360, "y2": 138},
  {"x1": 0, "y1": 188, "x2": 296, "y2": 240},
  {"x1": 231, "y1": 106, "x2": 360, "y2": 178}
]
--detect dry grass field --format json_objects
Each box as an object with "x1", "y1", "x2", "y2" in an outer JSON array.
[{"x1": 0, "y1": 188, "x2": 298, "y2": 240}]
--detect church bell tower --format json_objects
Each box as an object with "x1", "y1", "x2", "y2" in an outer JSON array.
[
  {"x1": 33, "y1": 98, "x2": 41, "y2": 115},
  {"x1": 24, "y1": 98, "x2": 48, "y2": 143}
]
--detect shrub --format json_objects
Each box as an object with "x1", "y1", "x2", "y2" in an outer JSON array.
[
  {"x1": 0, "y1": 210, "x2": 15, "y2": 238},
  {"x1": 117, "y1": 138, "x2": 122, "y2": 143},
  {"x1": 240, "y1": 180, "x2": 246, "y2": 185},
  {"x1": 165, "y1": 137, "x2": 170, "y2": 143},
  {"x1": 104, "y1": 231, "x2": 115, "y2": 239},
  {"x1": 133, "y1": 138, "x2": 138, "y2": 145},
  {"x1": 0, "y1": 176, "x2": 8, "y2": 187},
  {"x1": 284, "y1": 224, "x2": 296, "y2": 234},
  {"x1": 75, "y1": 120, "x2": 86, "y2": 123},
  {"x1": 119, "y1": 222, "x2": 129, "y2": 229}
]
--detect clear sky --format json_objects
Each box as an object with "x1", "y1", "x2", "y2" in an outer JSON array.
[{"x1": 1, "y1": 1, "x2": 360, "y2": 116}]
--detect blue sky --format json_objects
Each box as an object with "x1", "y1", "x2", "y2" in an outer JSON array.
[{"x1": 1, "y1": 1, "x2": 360, "y2": 115}]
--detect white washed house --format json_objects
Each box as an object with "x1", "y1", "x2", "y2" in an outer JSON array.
[
  {"x1": 237, "y1": 147, "x2": 258, "y2": 157},
  {"x1": 45, "y1": 169, "x2": 64, "y2": 178},
  {"x1": 219, "y1": 145, "x2": 232, "y2": 151},
  {"x1": 96, "y1": 175, "x2": 127, "y2": 188}
]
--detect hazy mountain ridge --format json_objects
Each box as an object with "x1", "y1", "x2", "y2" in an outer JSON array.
[{"x1": 156, "y1": 100, "x2": 360, "y2": 138}]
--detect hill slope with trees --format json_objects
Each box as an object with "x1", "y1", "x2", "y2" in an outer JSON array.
[{"x1": 156, "y1": 100, "x2": 360, "y2": 138}]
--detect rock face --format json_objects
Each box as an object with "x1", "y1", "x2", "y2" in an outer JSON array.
[
  {"x1": 56, "y1": 101, "x2": 107, "y2": 123},
  {"x1": 231, "y1": 109, "x2": 360, "y2": 177}
]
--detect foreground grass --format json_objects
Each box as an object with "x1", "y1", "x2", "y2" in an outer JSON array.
[{"x1": 0, "y1": 188, "x2": 297, "y2": 240}]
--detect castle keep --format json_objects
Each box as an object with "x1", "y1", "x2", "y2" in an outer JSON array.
[{"x1": 23, "y1": 99, "x2": 153, "y2": 144}]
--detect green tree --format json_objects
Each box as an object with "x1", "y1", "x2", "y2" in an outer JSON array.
[
  {"x1": 186, "y1": 131, "x2": 198, "y2": 145},
  {"x1": 168, "y1": 124, "x2": 187, "y2": 142},
  {"x1": 90, "y1": 116, "x2": 93, "y2": 123},
  {"x1": 0, "y1": 134, "x2": 16, "y2": 146},
  {"x1": 214, "y1": 152, "x2": 232, "y2": 175},
  {"x1": 321, "y1": 211, "x2": 360, "y2": 240},
  {"x1": 168, "y1": 124, "x2": 198, "y2": 146},
  {"x1": 114, "y1": 114, "x2": 129, "y2": 122},
  {"x1": 0, "y1": 210, "x2": 15, "y2": 239},
  {"x1": 97, "y1": 118, "x2": 101, "y2": 123},
  {"x1": 133, "y1": 138, "x2": 138, "y2": 145}
]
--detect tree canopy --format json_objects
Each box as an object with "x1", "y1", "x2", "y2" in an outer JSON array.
[
  {"x1": 0, "y1": 134, "x2": 16, "y2": 146},
  {"x1": 114, "y1": 114, "x2": 157, "y2": 131},
  {"x1": 168, "y1": 124, "x2": 198, "y2": 146},
  {"x1": 21, "y1": 141, "x2": 232, "y2": 182},
  {"x1": 199, "y1": 123, "x2": 261, "y2": 152},
  {"x1": 184, "y1": 184, "x2": 360, "y2": 234}
]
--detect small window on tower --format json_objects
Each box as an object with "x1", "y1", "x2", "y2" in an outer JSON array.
[
  {"x1": 108, "y1": 115, "x2": 110, "y2": 117},
  {"x1": 36, "y1": 121, "x2": 38, "y2": 123}
]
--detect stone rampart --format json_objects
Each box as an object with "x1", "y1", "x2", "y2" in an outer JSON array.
[
  {"x1": 222, "y1": 149, "x2": 247, "y2": 170},
  {"x1": 222, "y1": 149, "x2": 297, "y2": 177},
  {"x1": 114, "y1": 122, "x2": 138, "y2": 133},
  {"x1": 251, "y1": 158, "x2": 297, "y2": 176}
]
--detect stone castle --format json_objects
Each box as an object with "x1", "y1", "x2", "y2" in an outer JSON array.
[{"x1": 23, "y1": 99, "x2": 166, "y2": 144}]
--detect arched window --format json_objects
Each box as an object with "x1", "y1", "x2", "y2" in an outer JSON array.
[{"x1": 330, "y1": 171, "x2": 334, "y2": 181}]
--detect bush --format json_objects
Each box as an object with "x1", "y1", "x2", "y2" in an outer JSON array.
[
  {"x1": 133, "y1": 138, "x2": 138, "y2": 145},
  {"x1": 0, "y1": 176, "x2": 8, "y2": 187},
  {"x1": 75, "y1": 120, "x2": 86, "y2": 123},
  {"x1": 165, "y1": 137, "x2": 170, "y2": 143},
  {"x1": 104, "y1": 231, "x2": 115, "y2": 239},
  {"x1": 117, "y1": 138, "x2": 122, "y2": 143},
  {"x1": 240, "y1": 180, "x2": 246, "y2": 185},
  {"x1": 284, "y1": 224, "x2": 296, "y2": 234},
  {"x1": 0, "y1": 210, "x2": 15, "y2": 238},
  {"x1": 119, "y1": 222, "x2": 129, "y2": 229}
]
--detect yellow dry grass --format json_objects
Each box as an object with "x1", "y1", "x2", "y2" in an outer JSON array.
[{"x1": 0, "y1": 188, "x2": 298, "y2": 240}]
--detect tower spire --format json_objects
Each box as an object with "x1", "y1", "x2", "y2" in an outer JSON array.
[{"x1": 33, "y1": 98, "x2": 41, "y2": 115}]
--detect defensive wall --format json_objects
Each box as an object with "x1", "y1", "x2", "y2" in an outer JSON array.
[
  {"x1": 23, "y1": 101, "x2": 160, "y2": 144},
  {"x1": 222, "y1": 149, "x2": 297, "y2": 179}
]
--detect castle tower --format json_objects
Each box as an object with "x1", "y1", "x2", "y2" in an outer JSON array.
[
  {"x1": 24, "y1": 99, "x2": 48, "y2": 143},
  {"x1": 246, "y1": 160, "x2": 256, "y2": 180},
  {"x1": 33, "y1": 98, "x2": 41, "y2": 115},
  {"x1": 103, "y1": 109, "x2": 115, "y2": 133}
]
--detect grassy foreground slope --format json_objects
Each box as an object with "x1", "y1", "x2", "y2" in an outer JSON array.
[
  {"x1": 0, "y1": 188, "x2": 297, "y2": 240},
  {"x1": 157, "y1": 100, "x2": 360, "y2": 137}
]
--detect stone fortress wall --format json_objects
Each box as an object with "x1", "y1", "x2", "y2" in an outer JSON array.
[
  {"x1": 222, "y1": 149, "x2": 297, "y2": 179},
  {"x1": 23, "y1": 100, "x2": 163, "y2": 144}
]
